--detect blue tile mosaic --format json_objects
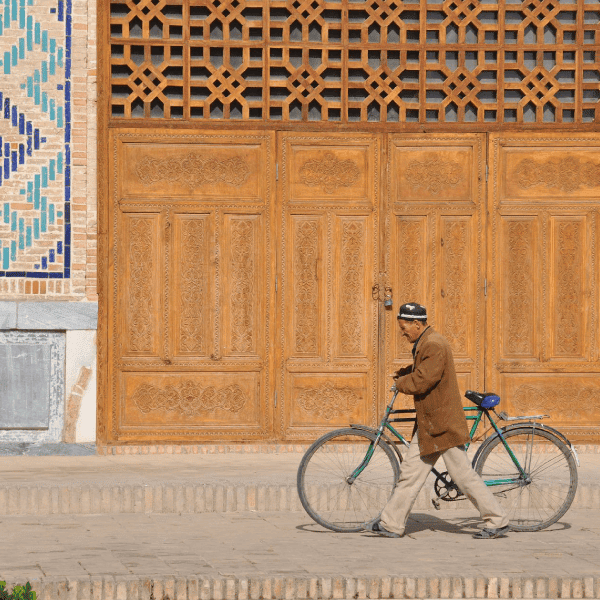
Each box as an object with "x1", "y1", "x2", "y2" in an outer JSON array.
[{"x1": 0, "y1": 0, "x2": 70, "y2": 277}]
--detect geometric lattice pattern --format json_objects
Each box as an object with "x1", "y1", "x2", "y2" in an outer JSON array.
[
  {"x1": 109, "y1": 0, "x2": 600, "y2": 125},
  {"x1": 0, "y1": 0, "x2": 70, "y2": 277}
]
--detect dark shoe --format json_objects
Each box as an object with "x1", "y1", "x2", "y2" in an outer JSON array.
[
  {"x1": 472, "y1": 525, "x2": 510, "y2": 539},
  {"x1": 363, "y1": 519, "x2": 403, "y2": 538}
]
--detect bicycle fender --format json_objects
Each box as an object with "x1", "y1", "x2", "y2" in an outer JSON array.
[
  {"x1": 349, "y1": 424, "x2": 404, "y2": 465},
  {"x1": 471, "y1": 422, "x2": 579, "y2": 468}
]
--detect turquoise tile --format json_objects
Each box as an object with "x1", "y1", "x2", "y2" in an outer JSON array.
[
  {"x1": 49, "y1": 159, "x2": 55, "y2": 180},
  {"x1": 57, "y1": 107, "x2": 63, "y2": 128},
  {"x1": 19, "y1": 0, "x2": 23, "y2": 28},
  {"x1": 18, "y1": 233, "x2": 24, "y2": 250},
  {"x1": 11, "y1": 211, "x2": 16, "y2": 232},
  {"x1": 49, "y1": 53, "x2": 55, "y2": 75},
  {"x1": 3, "y1": 247, "x2": 9, "y2": 270},
  {"x1": 50, "y1": 98, "x2": 55, "y2": 121},
  {"x1": 42, "y1": 166, "x2": 48, "y2": 187},
  {"x1": 57, "y1": 152, "x2": 63, "y2": 173},
  {"x1": 34, "y1": 174, "x2": 40, "y2": 209},
  {"x1": 4, "y1": 51, "x2": 10, "y2": 74},
  {"x1": 34, "y1": 21, "x2": 40, "y2": 45},
  {"x1": 42, "y1": 91, "x2": 48, "y2": 113},
  {"x1": 41, "y1": 197, "x2": 47, "y2": 232},
  {"x1": 49, "y1": 204, "x2": 55, "y2": 224},
  {"x1": 26, "y1": 225, "x2": 32, "y2": 247},
  {"x1": 33, "y1": 218, "x2": 39, "y2": 239},
  {"x1": 42, "y1": 29, "x2": 47, "y2": 52},
  {"x1": 26, "y1": 15, "x2": 32, "y2": 51},
  {"x1": 10, "y1": 240, "x2": 16, "y2": 261},
  {"x1": 11, "y1": 45, "x2": 17, "y2": 66},
  {"x1": 18, "y1": 217, "x2": 23, "y2": 234},
  {"x1": 11, "y1": 0, "x2": 15, "y2": 22},
  {"x1": 42, "y1": 60, "x2": 47, "y2": 82}
]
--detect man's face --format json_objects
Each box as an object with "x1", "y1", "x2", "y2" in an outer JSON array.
[{"x1": 398, "y1": 319, "x2": 423, "y2": 343}]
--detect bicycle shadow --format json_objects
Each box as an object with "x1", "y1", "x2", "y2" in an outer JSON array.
[{"x1": 295, "y1": 512, "x2": 571, "y2": 536}]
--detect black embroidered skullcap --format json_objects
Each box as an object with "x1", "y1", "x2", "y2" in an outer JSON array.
[{"x1": 397, "y1": 303, "x2": 427, "y2": 321}]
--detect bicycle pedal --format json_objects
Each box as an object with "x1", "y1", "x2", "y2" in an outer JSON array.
[{"x1": 432, "y1": 498, "x2": 441, "y2": 510}]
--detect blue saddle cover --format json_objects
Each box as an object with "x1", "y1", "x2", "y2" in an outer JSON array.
[{"x1": 465, "y1": 390, "x2": 500, "y2": 409}]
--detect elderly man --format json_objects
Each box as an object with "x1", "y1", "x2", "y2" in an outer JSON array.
[{"x1": 365, "y1": 302, "x2": 510, "y2": 540}]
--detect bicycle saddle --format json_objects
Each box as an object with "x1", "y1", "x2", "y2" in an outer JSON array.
[{"x1": 465, "y1": 390, "x2": 500, "y2": 408}]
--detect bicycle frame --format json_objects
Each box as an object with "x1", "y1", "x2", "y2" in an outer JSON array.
[{"x1": 348, "y1": 386, "x2": 529, "y2": 488}]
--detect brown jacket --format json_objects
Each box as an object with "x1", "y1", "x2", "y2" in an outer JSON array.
[{"x1": 394, "y1": 327, "x2": 470, "y2": 457}]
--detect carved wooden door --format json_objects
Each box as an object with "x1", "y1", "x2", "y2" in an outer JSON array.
[
  {"x1": 277, "y1": 133, "x2": 380, "y2": 440},
  {"x1": 488, "y1": 133, "x2": 600, "y2": 443},
  {"x1": 384, "y1": 134, "x2": 487, "y2": 425},
  {"x1": 106, "y1": 129, "x2": 275, "y2": 443}
]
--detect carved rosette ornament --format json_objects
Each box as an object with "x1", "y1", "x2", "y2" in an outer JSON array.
[
  {"x1": 297, "y1": 382, "x2": 362, "y2": 421},
  {"x1": 340, "y1": 221, "x2": 365, "y2": 355},
  {"x1": 405, "y1": 154, "x2": 463, "y2": 194},
  {"x1": 294, "y1": 220, "x2": 319, "y2": 354},
  {"x1": 131, "y1": 381, "x2": 248, "y2": 415},
  {"x1": 512, "y1": 384, "x2": 600, "y2": 421},
  {"x1": 128, "y1": 219, "x2": 154, "y2": 353},
  {"x1": 299, "y1": 152, "x2": 360, "y2": 194},
  {"x1": 136, "y1": 154, "x2": 251, "y2": 189},
  {"x1": 514, "y1": 157, "x2": 600, "y2": 193},
  {"x1": 179, "y1": 219, "x2": 205, "y2": 353},
  {"x1": 230, "y1": 219, "x2": 255, "y2": 353}
]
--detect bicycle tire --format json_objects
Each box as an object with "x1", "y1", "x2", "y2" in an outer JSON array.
[
  {"x1": 474, "y1": 426, "x2": 578, "y2": 532},
  {"x1": 297, "y1": 428, "x2": 400, "y2": 533}
]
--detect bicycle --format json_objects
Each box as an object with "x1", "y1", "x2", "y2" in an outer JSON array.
[{"x1": 297, "y1": 387, "x2": 579, "y2": 533}]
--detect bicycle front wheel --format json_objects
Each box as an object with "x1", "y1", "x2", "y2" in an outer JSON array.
[
  {"x1": 474, "y1": 426, "x2": 578, "y2": 532},
  {"x1": 297, "y1": 428, "x2": 400, "y2": 532}
]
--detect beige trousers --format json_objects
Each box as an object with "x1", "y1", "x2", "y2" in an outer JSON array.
[{"x1": 380, "y1": 431, "x2": 509, "y2": 535}]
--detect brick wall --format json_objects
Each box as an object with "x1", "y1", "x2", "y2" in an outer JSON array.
[{"x1": 0, "y1": 0, "x2": 97, "y2": 301}]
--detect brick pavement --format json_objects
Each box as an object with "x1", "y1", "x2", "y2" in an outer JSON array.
[{"x1": 0, "y1": 508, "x2": 598, "y2": 599}]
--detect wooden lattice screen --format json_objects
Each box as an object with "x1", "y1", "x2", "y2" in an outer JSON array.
[{"x1": 108, "y1": 0, "x2": 600, "y2": 125}]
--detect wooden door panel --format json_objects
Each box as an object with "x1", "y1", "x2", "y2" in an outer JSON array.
[
  {"x1": 119, "y1": 211, "x2": 164, "y2": 360},
  {"x1": 120, "y1": 371, "x2": 262, "y2": 429},
  {"x1": 120, "y1": 142, "x2": 264, "y2": 201},
  {"x1": 171, "y1": 213, "x2": 212, "y2": 359},
  {"x1": 488, "y1": 134, "x2": 600, "y2": 442},
  {"x1": 498, "y1": 216, "x2": 540, "y2": 360},
  {"x1": 386, "y1": 135, "x2": 486, "y2": 418},
  {"x1": 333, "y1": 215, "x2": 371, "y2": 360},
  {"x1": 438, "y1": 215, "x2": 478, "y2": 361},
  {"x1": 107, "y1": 129, "x2": 275, "y2": 443},
  {"x1": 279, "y1": 133, "x2": 380, "y2": 439},
  {"x1": 221, "y1": 212, "x2": 264, "y2": 359},
  {"x1": 289, "y1": 214, "x2": 327, "y2": 360}
]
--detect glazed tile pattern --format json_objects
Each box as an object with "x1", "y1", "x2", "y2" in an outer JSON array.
[{"x1": 0, "y1": 0, "x2": 70, "y2": 278}]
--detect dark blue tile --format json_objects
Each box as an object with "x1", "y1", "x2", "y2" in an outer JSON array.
[
  {"x1": 6, "y1": 272, "x2": 26, "y2": 277},
  {"x1": 49, "y1": 249, "x2": 55, "y2": 262},
  {"x1": 57, "y1": 241, "x2": 63, "y2": 254},
  {"x1": 4, "y1": 98, "x2": 9, "y2": 120},
  {"x1": 11, "y1": 105, "x2": 17, "y2": 127},
  {"x1": 18, "y1": 113, "x2": 24, "y2": 134},
  {"x1": 41, "y1": 257, "x2": 47, "y2": 269},
  {"x1": 18, "y1": 144, "x2": 24, "y2": 164},
  {"x1": 34, "y1": 129, "x2": 39, "y2": 149}
]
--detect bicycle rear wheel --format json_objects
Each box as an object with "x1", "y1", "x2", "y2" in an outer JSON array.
[
  {"x1": 474, "y1": 426, "x2": 578, "y2": 531},
  {"x1": 297, "y1": 428, "x2": 400, "y2": 532}
]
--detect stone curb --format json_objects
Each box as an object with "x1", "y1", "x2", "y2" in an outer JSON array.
[
  {"x1": 0, "y1": 483, "x2": 598, "y2": 515},
  {"x1": 2, "y1": 575, "x2": 599, "y2": 600}
]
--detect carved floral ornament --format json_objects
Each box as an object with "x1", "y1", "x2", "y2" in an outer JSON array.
[
  {"x1": 297, "y1": 382, "x2": 362, "y2": 421},
  {"x1": 136, "y1": 154, "x2": 251, "y2": 189},
  {"x1": 131, "y1": 381, "x2": 248, "y2": 416},
  {"x1": 298, "y1": 152, "x2": 360, "y2": 194},
  {"x1": 513, "y1": 157, "x2": 600, "y2": 193},
  {"x1": 405, "y1": 153, "x2": 464, "y2": 195}
]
